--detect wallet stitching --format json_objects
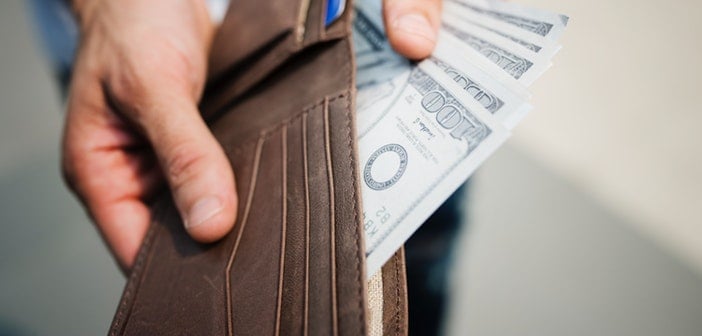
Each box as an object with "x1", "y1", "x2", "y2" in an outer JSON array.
[
  {"x1": 342, "y1": 95, "x2": 367, "y2": 336},
  {"x1": 338, "y1": 35, "x2": 368, "y2": 335},
  {"x1": 302, "y1": 112, "x2": 311, "y2": 336},
  {"x1": 274, "y1": 126, "x2": 289, "y2": 335},
  {"x1": 323, "y1": 98, "x2": 340, "y2": 336},
  {"x1": 225, "y1": 136, "x2": 265, "y2": 336},
  {"x1": 393, "y1": 253, "x2": 402, "y2": 336}
]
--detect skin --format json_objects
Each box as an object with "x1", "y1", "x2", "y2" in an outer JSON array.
[{"x1": 63, "y1": 0, "x2": 443, "y2": 272}]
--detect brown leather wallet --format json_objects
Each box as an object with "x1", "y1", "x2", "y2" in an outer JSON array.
[{"x1": 108, "y1": 0, "x2": 407, "y2": 335}]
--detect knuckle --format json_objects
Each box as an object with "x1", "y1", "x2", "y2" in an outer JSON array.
[
  {"x1": 107, "y1": 60, "x2": 148, "y2": 103},
  {"x1": 105, "y1": 47, "x2": 200, "y2": 122}
]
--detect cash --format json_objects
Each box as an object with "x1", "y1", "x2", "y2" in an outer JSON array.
[{"x1": 352, "y1": 0, "x2": 568, "y2": 277}]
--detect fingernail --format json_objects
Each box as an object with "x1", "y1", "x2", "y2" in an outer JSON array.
[
  {"x1": 392, "y1": 13, "x2": 436, "y2": 42},
  {"x1": 185, "y1": 196, "x2": 223, "y2": 229}
]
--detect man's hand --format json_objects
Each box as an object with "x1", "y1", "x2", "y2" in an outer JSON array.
[
  {"x1": 62, "y1": 0, "x2": 442, "y2": 272},
  {"x1": 63, "y1": 0, "x2": 237, "y2": 271}
]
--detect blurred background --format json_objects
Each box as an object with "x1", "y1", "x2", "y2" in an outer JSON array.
[{"x1": 1, "y1": 0, "x2": 701, "y2": 335}]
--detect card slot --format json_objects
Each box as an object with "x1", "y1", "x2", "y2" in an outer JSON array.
[
  {"x1": 327, "y1": 94, "x2": 369, "y2": 335},
  {"x1": 302, "y1": 0, "x2": 326, "y2": 46},
  {"x1": 227, "y1": 129, "x2": 286, "y2": 336},
  {"x1": 113, "y1": 94, "x2": 367, "y2": 335},
  {"x1": 323, "y1": 0, "x2": 353, "y2": 39},
  {"x1": 302, "y1": 113, "x2": 312, "y2": 336},
  {"x1": 302, "y1": 0, "x2": 353, "y2": 47},
  {"x1": 111, "y1": 138, "x2": 264, "y2": 335},
  {"x1": 225, "y1": 137, "x2": 265, "y2": 335},
  {"x1": 304, "y1": 102, "x2": 336, "y2": 335},
  {"x1": 277, "y1": 116, "x2": 309, "y2": 335}
]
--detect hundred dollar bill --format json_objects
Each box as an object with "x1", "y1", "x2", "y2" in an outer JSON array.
[
  {"x1": 352, "y1": 0, "x2": 567, "y2": 275},
  {"x1": 431, "y1": 39, "x2": 532, "y2": 129},
  {"x1": 449, "y1": 0, "x2": 569, "y2": 41},
  {"x1": 442, "y1": 13, "x2": 551, "y2": 86},
  {"x1": 358, "y1": 60, "x2": 509, "y2": 277},
  {"x1": 354, "y1": 3, "x2": 531, "y2": 129},
  {"x1": 435, "y1": 29, "x2": 524, "y2": 91},
  {"x1": 353, "y1": 4, "x2": 409, "y2": 90},
  {"x1": 443, "y1": 1, "x2": 561, "y2": 58},
  {"x1": 353, "y1": 5, "x2": 412, "y2": 136}
]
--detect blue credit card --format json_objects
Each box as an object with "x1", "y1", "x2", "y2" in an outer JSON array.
[{"x1": 325, "y1": 0, "x2": 346, "y2": 26}]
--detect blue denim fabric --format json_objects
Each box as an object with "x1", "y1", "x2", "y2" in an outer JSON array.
[
  {"x1": 406, "y1": 184, "x2": 468, "y2": 336},
  {"x1": 28, "y1": 0, "x2": 77, "y2": 92}
]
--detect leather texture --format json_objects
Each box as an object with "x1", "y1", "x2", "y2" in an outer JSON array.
[{"x1": 108, "y1": 0, "x2": 408, "y2": 335}]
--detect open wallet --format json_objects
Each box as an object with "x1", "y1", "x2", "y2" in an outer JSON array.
[{"x1": 108, "y1": 0, "x2": 408, "y2": 335}]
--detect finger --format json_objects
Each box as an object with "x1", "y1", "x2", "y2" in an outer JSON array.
[
  {"x1": 92, "y1": 196, "x2": 153, "y2": 272},
  {"x1": 383, "y1": 0, "x2": 442, "y2": 60},
  {"x1": 70, "y1": 143, "x2": 162, "y2": 271},
  {"x1": 64, "y1": 145, "x2": 155, "y2": 271},
  {"x1": 123, "y1": 88, "x2": 238, "y2": 243},
  {"x1": 63, "y1": 75, "x2": 159, "y2": 270}
]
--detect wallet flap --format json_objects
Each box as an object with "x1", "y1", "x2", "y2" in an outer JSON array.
[
  {"x1": 208, "y1": 0, "x2": 304, "y2": 78},
  {"x1": 203, "y1": 0, "x2": 355, "y2": 121}
]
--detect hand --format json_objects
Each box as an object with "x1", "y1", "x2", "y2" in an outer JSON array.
[
  {"x1": 62, "y1": 0, "x2": 237, "y2": 272},
  {"x1": 383, "y1": 0, "x2": 443, "y2": 59}
]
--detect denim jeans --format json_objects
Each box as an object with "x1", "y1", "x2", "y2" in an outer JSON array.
[{"x1": 406, "y1": 184, "x2": 467, "y2": 336}]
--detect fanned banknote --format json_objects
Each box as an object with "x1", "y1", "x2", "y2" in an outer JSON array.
[{"x1": 353, "y1": 0, "x2": 568, "y2": 277}]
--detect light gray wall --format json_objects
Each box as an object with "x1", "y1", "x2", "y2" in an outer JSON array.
[{"x1": 0, "y1": 0, "x2": 700, "y2": 335}]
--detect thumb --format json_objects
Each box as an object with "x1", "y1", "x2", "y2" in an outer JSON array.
[
  {"x1": 383, "y1": 0, "x2": 442, "y2": 60},
  {"x1": 135, "y1": 93, "x2": 237, "y2": 243}
]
